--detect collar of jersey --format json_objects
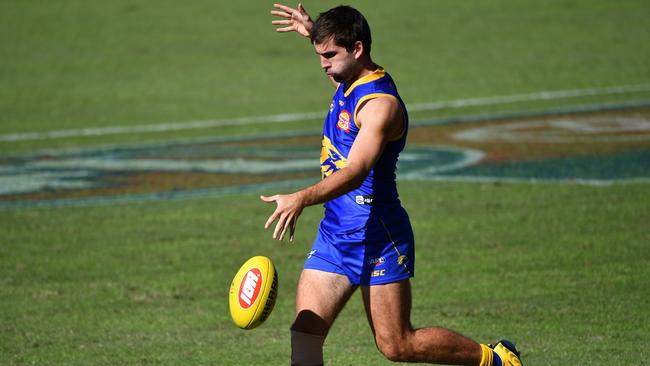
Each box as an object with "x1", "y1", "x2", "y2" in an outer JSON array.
[{"x1": 343, "y1": 67, "x2": 385, "y2": 97}]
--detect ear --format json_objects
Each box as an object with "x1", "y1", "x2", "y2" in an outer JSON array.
[{"x1": 353, "y1": 41, "x2": 364, "y2": 59}]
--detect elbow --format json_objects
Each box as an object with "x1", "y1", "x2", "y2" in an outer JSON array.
[
  {"x1": 335, "y1": 163, "x2": 370, "y2": 191},
  {"x1": 348, "y1": 167, "x2": 369, "y2": 189},
  {"x1": 350, "y1": 176, "x2": 364, "y2": 190}
]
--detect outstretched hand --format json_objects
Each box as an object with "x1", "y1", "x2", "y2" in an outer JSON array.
[
  {"x1": 261, "y1": 193, "x2": 305, "y2": 242},
  {"x1": 270, "y1": 3, "x2": 313, "y2": 38}
]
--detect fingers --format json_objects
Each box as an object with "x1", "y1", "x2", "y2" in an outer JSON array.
[
  {"x1": 262, "y1": 196, "x2": 290, "y2": 239},
  {"x1": 264, "y1": 209, "x2": 280, "y2": 230},
  {"x1": 270, "y1": 12, "x2": 295, "y2": 33},
  {"x1": 275, "y1": 26, "x2": 296, "y2": 33},
  {"x1": 261, "y1": 192, "x2": 301, "y2": 241},
  {"x1": 260, "y1": 195, "x2": 276, "y2": 203},
  {"x1": 279, "y1": 223, "x2": 290, "y2": 241},
  {"x1": 272, "y1": 3, "x2": 297, "y2": 14},
  {"x1": 267, "y1": 209, "x2": 297, "y2": 241},
  {"x1": 273, "y1": 212, "x2": 288, "y2": 240},
  {"x1": 270, "y1": 10, "x2": 291, "y2": 18},
  {"x1": 278, "y1": 213, "x2": 298, "y2": 241},
  {"x1": 289, "y1": 217, "x2": 297, "y2": 242}
]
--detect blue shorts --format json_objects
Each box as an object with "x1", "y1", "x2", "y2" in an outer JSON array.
[{"x1": 304, "y1": 218, "x2": 415, "y2": 286}]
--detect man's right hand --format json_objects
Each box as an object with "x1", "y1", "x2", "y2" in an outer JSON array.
[
  {"x1": 271, "y1": 3, "x2": 313, "y2": 38},
  {"x1": 260, "y1": 192, "x2": 306, "y2": 242}
]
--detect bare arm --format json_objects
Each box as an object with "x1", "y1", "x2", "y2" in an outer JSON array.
[{"x1": 261, "y1": 97, "x2": 404, "y2": 241}]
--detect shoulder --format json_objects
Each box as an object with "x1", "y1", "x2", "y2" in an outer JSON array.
[
  {"x1": 358, "y1": 95, "x2": 400, "y2": 116},
  {"x1": 355, "y1": 96, "x2": 404, "y2": 139}
]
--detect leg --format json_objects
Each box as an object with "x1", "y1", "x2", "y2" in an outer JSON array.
[
  {"x1": 291, "y1": 269, "x2": 356, "y2": 366},
  {"x1": 361, "y1": 279, "x2": 482, "y2": 364}
]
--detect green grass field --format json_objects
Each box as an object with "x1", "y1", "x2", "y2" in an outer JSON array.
[{"x1": 2, "y1": 0, "x2": 650, "y2": 365}]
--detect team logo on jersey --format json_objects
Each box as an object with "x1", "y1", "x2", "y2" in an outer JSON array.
[
  {"x1": 337, "y1": 110, "x2": 351, "y2": 132},
  {"x1": 320, "y1": 135, "x2": 347, "y2": 178}
]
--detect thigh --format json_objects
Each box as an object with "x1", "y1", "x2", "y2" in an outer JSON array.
[
  {"x1": 361, "y1": 279, "x2": 413, "y2": 337},
  {"x1": 292, "y1": 269, "x2": 357, "y2": 336}
]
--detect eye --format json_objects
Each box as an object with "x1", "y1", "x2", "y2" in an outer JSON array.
[{"x1": 323, "y1": 52, "x2": 337, "y2": 59}]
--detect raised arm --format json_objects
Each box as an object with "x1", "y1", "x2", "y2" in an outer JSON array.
[
  {"x1": 271, "y1": 4, "x2": 340, "y2": 88},
  {"x1": 270, "y1": 3, "x2": 313, "y2": 37}
]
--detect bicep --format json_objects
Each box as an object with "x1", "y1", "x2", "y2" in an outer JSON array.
[{"x1": 346, "y1": 97, "x2": 401, "y2": 174}]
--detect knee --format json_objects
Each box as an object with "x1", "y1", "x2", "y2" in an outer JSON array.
[
  {"x1": 291, "y1": 309, "x2": 329, "y2": 336},
  {"x1": 375, "y1": 333, "x2": 413, "y2": 362}
]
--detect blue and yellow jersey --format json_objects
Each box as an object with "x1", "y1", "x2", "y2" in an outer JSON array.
[{"x1": 319, "y1": 67, "x2": 409, "y2": 234}]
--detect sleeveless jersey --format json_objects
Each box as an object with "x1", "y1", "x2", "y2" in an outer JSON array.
[{"x1": 319, "y1": 67, "x2": 409, "y2": 234}]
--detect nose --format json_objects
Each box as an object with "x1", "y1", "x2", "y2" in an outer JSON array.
[{"x1": 319, "y1": 56, "x2": 331, "y2": 70}]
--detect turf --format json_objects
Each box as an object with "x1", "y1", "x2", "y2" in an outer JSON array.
[
  {"x1": 1, "y1": 182, "x2": 649, "y2": 365},
  {"x1": 2, "y1": 0, "x2": 650, "y2": 140},
  {"x1": 1, "y1": 0, "x2": 650, "y2": 365}
]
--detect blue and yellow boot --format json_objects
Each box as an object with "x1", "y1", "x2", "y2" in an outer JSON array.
[{"x1": 480, "y1": 339, "x2": 522, "y2": 366}]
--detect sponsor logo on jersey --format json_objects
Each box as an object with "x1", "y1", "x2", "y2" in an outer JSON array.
[
  {"x1": 337, "y1": 110, "x2": 351, "y2": 132},
  {"x1": 369, "y1": 256, "x2": 386, "y2": 267},
  {"x1": 355, "y1": 195, "x2": 374, "y2": 205},
  {"x1": 238, "y1": 268, "x2": 262, "y2": 309},
  {"x1": 329, "y1": 101, "x2": 335, "y2": 113}
]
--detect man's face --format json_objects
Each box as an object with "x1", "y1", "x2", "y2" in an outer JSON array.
[{"x1": 313, "y1": 37, "x2": 359, "y2": 84}]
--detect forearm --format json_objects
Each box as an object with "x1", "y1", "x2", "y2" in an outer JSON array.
[{"x1": 297, "y1": 167, "x2": 366, "y2": 207}]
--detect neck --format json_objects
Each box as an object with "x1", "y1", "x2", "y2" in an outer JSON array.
[{"x1": 344, "y1": 56, "x2": 376, "y2": 87}]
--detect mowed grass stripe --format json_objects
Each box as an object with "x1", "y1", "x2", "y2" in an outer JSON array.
[{"x1": 2, "y1": 84, "x2": 650, "y2": 142}]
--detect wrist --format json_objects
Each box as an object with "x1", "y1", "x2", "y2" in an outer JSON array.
[
  {"x1": 304, "y1": 21, "x2": 314, "y2": 38},
  {"x1": 293, "y1": 190, "x2": 309, "y2": 208}
]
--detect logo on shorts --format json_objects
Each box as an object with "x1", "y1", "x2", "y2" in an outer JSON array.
[
  {"x1": 397, "y1": 255, "x2": 409, "y2": 266},
  {"x1": 308, "y1": 250, "x2": 317, "y2": 259},
  {"x1": 371, "y1": 269, "x2": 386, "y2": 277},
  {"x1": 369, "y1": 256, "x2": 386, "y2": 267},
  {"x1": 337, "y1": 110, "x2": 351, "y2": 132}
]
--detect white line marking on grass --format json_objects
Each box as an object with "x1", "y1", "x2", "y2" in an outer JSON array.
[
  {"x1": 408, "y1": 84, "x2": 650, "y2": 111},
  {"x1": 453, "y1": 117, "x2": 650, "y2": 143},
  {"x1": 406, "y1": 175, "x2": 650, "y2": 187},
  {"x1": 29, "y1": 157, "x2": 316, "y2": 174},
  {"x1": 2, "y1": 84, "x2": 650, "y2": 142},
  {"x1": 0, "y1": 112, "x2": 324, "y2": 142}
]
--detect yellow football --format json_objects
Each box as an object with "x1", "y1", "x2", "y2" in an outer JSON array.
[{"x1": 229, "y1": 256, "x2": 278, "y2": 329}]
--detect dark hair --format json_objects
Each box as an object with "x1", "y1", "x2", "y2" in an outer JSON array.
[{"x1": 310, "y1": 5, "x2": 372, "y2": 55}]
